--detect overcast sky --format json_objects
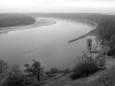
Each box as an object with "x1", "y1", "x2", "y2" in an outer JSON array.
[{"x1": 0, "y1": 0, "x2": 115, "y2": 13}]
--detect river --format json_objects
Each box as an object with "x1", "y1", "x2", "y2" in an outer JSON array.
[{"x1": 0, "y1": 18, "x2": 95, "y2": 70}]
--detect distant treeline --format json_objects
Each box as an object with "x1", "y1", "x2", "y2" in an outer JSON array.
[{"x1": 0, "y1": 14, "x2": 35, "y2": 28}]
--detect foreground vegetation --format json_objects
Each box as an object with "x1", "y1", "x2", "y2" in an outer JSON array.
[{"x1": 0, "y1": 59, "x2": 71, "y2": 86}]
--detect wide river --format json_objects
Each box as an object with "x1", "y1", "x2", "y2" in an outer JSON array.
[{"x1": 0, "y1": 18, "x2": 95, "y2": 70}]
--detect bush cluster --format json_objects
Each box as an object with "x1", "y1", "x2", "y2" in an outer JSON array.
[{"x1": 70, "y1": 61, "x2": 99, "y2": 80}]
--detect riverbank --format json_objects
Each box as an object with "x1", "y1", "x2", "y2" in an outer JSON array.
[
  {"x1": 0, "y1": 17, "x2": 56, "y2": 34},
  {"x1": 68, "y1": 21, "x2": 97, "y2": 43}
]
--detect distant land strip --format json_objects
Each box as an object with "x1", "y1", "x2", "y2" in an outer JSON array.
[{"x1": 0, "y1": 14, "x2": 56, "y2": 34}]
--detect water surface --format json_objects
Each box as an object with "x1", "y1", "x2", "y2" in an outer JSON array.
[{"x1": 0, "y1": 18, "x2": 95, "y2": 69}]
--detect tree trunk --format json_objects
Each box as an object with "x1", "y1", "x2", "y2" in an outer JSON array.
[{"x1": 37, "y1": 74, "x2": 40, "y2": 81}]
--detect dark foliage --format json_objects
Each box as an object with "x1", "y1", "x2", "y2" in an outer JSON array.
[
  {"x1": 86, "y1": 67, "x2": 115, "y2": 86},
  {"x1": 70, "y1": 61, "x2": 99, "y2": 80},
  {"x1": 107, "y1": 48, "x2": 115, "y2": 56},
  {"x1": 62, "y1": 68, "x2": 70, "y2": 74},
  {"x1": 0, "y1": 59, "x2": 8, "y2": 82},
  {"x1": 3, "y1": 73, "x2": 25, "y2": 86},
  {"x1": 0, "y1": 59, "x2": 8, "y2": 73},
  {"x1": 49, "y1": 68, "x2": 59, "y2": 74}
]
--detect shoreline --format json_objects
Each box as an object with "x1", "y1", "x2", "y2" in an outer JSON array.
[
  {"x1": 68, "y1": 20, "x2": 98, "y2": 43},
  {"x1": 0, "y1": 17, "x2": 56, "y2": 34}
]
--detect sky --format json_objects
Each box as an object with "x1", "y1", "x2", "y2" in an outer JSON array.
[{"x1": 0, "y1": 0, "x2": 115, "y2": 13}]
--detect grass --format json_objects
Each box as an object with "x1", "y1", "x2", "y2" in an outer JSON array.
[
  {"x1": 86, "y1": 67, "x2": 115, "y2": 86},
  {"x1": 43, "y1": 64, "x2": 115, "y2": 86}
]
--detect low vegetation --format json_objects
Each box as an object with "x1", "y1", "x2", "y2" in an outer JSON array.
[
  {"x1": 85, "y1": 67, "x2": 115, "y2": 86},
  {"x1": 0, "y1": 59, "x2": 67, "y2": 86},
  {"x1": 3, "y1": 73, "x2": 24, "y2": 86},
  {"x1": 70, "y1": 60, "x2": 99, "y2": 80},
  {"x1": 0, "y1": 59, "x2": 43, "y2": 86}
]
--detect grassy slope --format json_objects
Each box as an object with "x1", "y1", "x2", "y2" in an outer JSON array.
[{"x1": 43, "y1": 57, "x2": 115, "y2": 86}]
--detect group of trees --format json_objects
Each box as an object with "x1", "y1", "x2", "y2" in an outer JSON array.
[
  {"x1": 0, "y1": 59, "x2": 70, "y2": 86},
  {"x1": 0, "y1": 59, "x2": 43, "y2": 86}
]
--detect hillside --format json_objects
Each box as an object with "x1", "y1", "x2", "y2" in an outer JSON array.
[{"x1": 42, "y1": 56, "x2": 115, "y2": 86}]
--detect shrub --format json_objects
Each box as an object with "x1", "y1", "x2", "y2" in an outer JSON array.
[
  {"x1": 107, "y1": 48, "x2": 115, "y2": 56},
  {"x1": 26, "y1": 80, "x2": 41, "y2": 86},
  {"x1": 70, "y1": 61, "x2": 99, "y2": 80},
  {"x1": 2, "y1": 64, "x2": 25, "y2": 86},
  {"x1": 2, "y1": 73, "x2": 25, "y2": 86},
  {"x1": 62, "y1": 68, "x2": 70, "y2": 74},
  {"x1": 0, "y1": 59, "x2": 8, "y2": 73},
  {"x1": 0, "y1": 59, "x2": 8, "y2": 81},
  {"x1": 24, "y1": 59, "x2": 44, "y2": 82},
  {"x1": 49, "y1": 68, "x2": 59, "y2": 74}
]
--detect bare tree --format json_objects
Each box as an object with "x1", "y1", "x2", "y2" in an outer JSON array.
[{"x1": 24, "y1": 59, "x2": 43, "y2": 81}]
